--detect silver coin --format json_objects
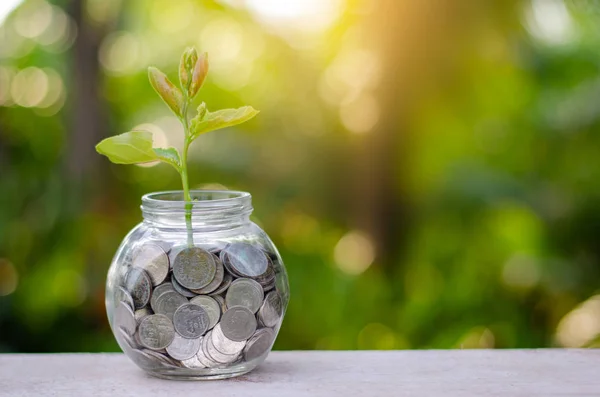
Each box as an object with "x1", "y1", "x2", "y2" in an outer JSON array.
[
  {"x1": 133, "y1": 243, "x2": 169, "y2": 286},
  {"x1": 226, "y1": 278, "x2": 264, "y2": 313},
  {"x1": 140, "y1": 348, "x2": 181, "y2": 368},
  {"x1": 211, "y1": 324, "x2": 246, "y2": 355},
  {"x1": 223, "y1": 242, "x2": 268, "y2": 278},
  {"x1": 255, "y1": 256, "x2": 276, "y2": 287},
  {"x1": 258, "y1": 291, "x2": 283, "y2": 328},
  {"x1": 172, "y1": 303, "x2": 209, "y2": 339},
  {"x1": 150, "y1": 283, "x2": 175, "y2": 312},
  {"x1": 220, "y1": 306, "x2": 257, "y2": 342},
  {"x1": 154, "y1": 240, "x2": 173, "y2": 255},
  {"x1": 206, "y1": 332, "x2": 240, "y2": 364},
  {"x1": 212, "y1": 295, "x2": 228, "y2": 312},
  {"x1": 210, "y1": 273, "x2": 233, "y2": 296},
  {"x1": 263, "y1": 280, "x2": 276, "y2": 292},
  {"x1": 221, "y1": 250, "x2": 243, "y2": 278},
  {"x1": 134, "y1": 307, "x2": 153, "y2": 323},
  {"x1": 171, "y1": 277, "x2": 196, "y2": 298},
  {"x1": 124, "y1": 267, "x2": 152, "y2": 309},
  {"x1": 243, "y1": 328, "x2": 275, "y2": 362},
  {"x1": 115, "y1": 286, "x2": 134, "y2": 310},
  {"x1": 190, "y1": 254, "x2": 224, "y2": 294},
  {"x1": 181, "y1": 354, "x2": 206, "y2": 369},
  {"x1": 197, "y1": 336, "x2": 221, "y2": 368},
  {"x1": 114, "y1": 301, "x2": 136, "y2": 335},
  {"x1": 129, "y1": 348, "x2": 162, "y2": 370},
  {"x1": 166, "y1": 333, "x2": 201, "y2": 360},
  {"x1": 117, "y1": 327, "x2": 137, "y2": 349},
  {"x1": 138, "y1": 314, "x2": 175, "y2": 350},
  {"x1": 154, "y1": 290, "x2": 188, "y2": 321},
  {"x1": 189, "y1": 295, "x2": 221, "y2": 329},
  {"x1": 168, "y1": 245, "x2": 185, "y2": 269},
  {"x1": 173, "y1": 247, "x2": 217, "y2": 289}
]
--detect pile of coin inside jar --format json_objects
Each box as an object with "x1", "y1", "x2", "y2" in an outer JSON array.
[{"x1": 113, "y1": 241, "x2": 283, "y2": 370}]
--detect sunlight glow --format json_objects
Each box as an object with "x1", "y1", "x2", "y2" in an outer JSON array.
[
  {"x1": 11, "y1": 67, "x2": 49, "y2": 108},
  {"x1": 525, "y1": 0, "x2": 576, "y2": 46},
  {"x1": 99, "y1": 31, "x2": 144, "y2": 75},
  {"x1": 556, "y1": 295, "x2": 600, "y2": 347},
  {"x1": 245, "y1": 0, "x2": 342, "y2": 32},
  {"x1": 339, "y1": 94, "x2": 379, "y2": 134},
  {"x1": 334, "y1": 230, "x2": 375, "y2": 275},
  {"x1": 0, "y1": 0, "x2": 22, "y2": 24}
]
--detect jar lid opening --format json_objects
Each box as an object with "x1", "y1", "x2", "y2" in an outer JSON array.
[{"x1": 142, "y1": 190, "x2": 251, "y2": 208}]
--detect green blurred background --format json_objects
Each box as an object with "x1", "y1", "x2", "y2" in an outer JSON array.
[{"x1": 1, "y1": 0, "x2": 599, "y2": 353}]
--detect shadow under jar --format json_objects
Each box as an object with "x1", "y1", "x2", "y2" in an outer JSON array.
[{"x1": 106, "y1": 191, "x2": 290, "y2": 380}]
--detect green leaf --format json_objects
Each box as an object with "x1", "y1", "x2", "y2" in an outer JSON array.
[
  {"x1": 148, "y1": 67, "x2": 184, "y2": 117},
  {"x1": 154, "y1": 147, "x2": 181, "y2": 170},
  {"x1": 190, "y1": 106, "x2": 259, "y2": 141},
  {"x1": 95, "y1": 131, "x2": 158, "y2": 164}
]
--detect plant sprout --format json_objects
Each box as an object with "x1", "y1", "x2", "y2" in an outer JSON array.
[{"x1": 96, "y1": 48, "x2": 259, "y2": 245}]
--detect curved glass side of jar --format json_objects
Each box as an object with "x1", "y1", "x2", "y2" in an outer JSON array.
[{"x1": 105, "y1": 191, "x2": 289, "y2": 380}]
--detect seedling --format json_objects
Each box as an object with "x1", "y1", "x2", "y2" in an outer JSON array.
[{"x1": 96, "y1": 48, "x2": 258, "y2": 245}]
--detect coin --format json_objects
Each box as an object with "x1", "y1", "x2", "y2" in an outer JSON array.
[
  {"x1": 243, "y1": 328, "x2": 275, "y2": 362},
  {"x1": 255, "y1": 256, "x2": 276, "y2": 287},
  {"x1": 140, "y1": 349, "x2": 181, "y2": 368},
  {"x1": 129, "y1": 348, "x2": 162, "y2": 371},
  {"x1": 211, "y1": 324, "x2": 246, "y2": 355},
  {"x1": 155, "y1": 290, "x2": 188, "y2": 321},
  {"x1": 181, "y1": 354, "x2": 205, "y2": 369},
  {"x1": 222, "y1": 242, "x2": 268, "y2": 278},
  {"x1": 168, "y1": 245, "x2": 185, "y2": 269},
  {"x1": 173, "y1": 247, "x2": 216, "y2": 289},
  {"x1": 114, "y1": 301, "x2": 137, "y2": 335},
  {"x1": 124, "y1": 267, "x2": 152, "y2": 309},
  {"x1": 226, "y1": 278, "x2": 264, "y2": 313},
  {"x1": 135, "y1": 307, "x2": 152, "y2": 323},
  {"x1": 198, "y1": 336, "x2": 221, "y2": 368},
  {"x1": 263, "y1": 279, "x2": 276, "y2": 292},
  {"x1": 258, "y1": 291, "x2": 283, "y2": 328},
  {"x1": 210, "y1": 273, "x2": 232, "y2": 296},
  {"x1": 166, "y1": 333, "x2": 201, "y2": 360},
  {"x1": 138, "y1": 314, "x2": 175, "y2": 350},
  {"x1": 206, "y1": 331, "x2": 240, "y2": 364},
  {"x1": 220, "y1": 306, "x2": 257, "y2": 342},
  {"x1": 154, "y1": 240, "x2": 173, "y2": 255},
  {"x1": 212, "y1": 295, "x2": 228, "y2": 312},
  {"x1": 171, "y1": 277, "x2": 196, "y2": 298},
  {"x1": 189, "y1": 295, "x2": 221, "y2": 329},
  {"x1": 150, "y1": 283, "x2": 175, "y2": 312},
  {"x1": 190, "y1": 254, "x2": 224, "y2": 294},
  {"x1": 133, "y1": 243, "x2": 169, "y2": 286},
  {"x1": 115, "y1": 286, "x2": 134, "y2": 310},
  {"x1": 173, "y1": 303, "x2": 210, "y2": 339},
  {"x1": 117, "y1": 326, "x2": 137, "y2": 349}
]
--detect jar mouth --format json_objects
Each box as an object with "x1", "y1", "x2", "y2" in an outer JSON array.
[
  {"x1": 141, "y1": 190, "x2": 253, "y2": 228},
  {"x1": 142, "y1": 190, "x2": 251, "y2": 209}
]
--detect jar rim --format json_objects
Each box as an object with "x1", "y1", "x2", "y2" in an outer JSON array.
[{"x1": 142, "y1": 190, "x2": 251, "y2": 209}]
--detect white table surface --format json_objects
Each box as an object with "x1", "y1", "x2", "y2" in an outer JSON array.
[{"x1": 0, "y1": 350, "x2": 598, "y2": 396}]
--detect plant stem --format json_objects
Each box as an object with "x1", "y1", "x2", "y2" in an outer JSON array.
[{"x1": 181, "y1": 100, "x2": 194, "y2": 247}]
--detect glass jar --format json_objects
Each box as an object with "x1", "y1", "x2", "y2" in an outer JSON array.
[{"x1": 105, "y1": 190, "x2": 289, "y2": 380}]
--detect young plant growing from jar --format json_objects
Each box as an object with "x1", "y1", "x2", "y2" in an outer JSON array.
[
  {"x1": 98, "y1": 48, "x2": 288, "y2": 380},
  {"x1": 96, "y1": 48, "x2": 258, "y2": 246}
]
